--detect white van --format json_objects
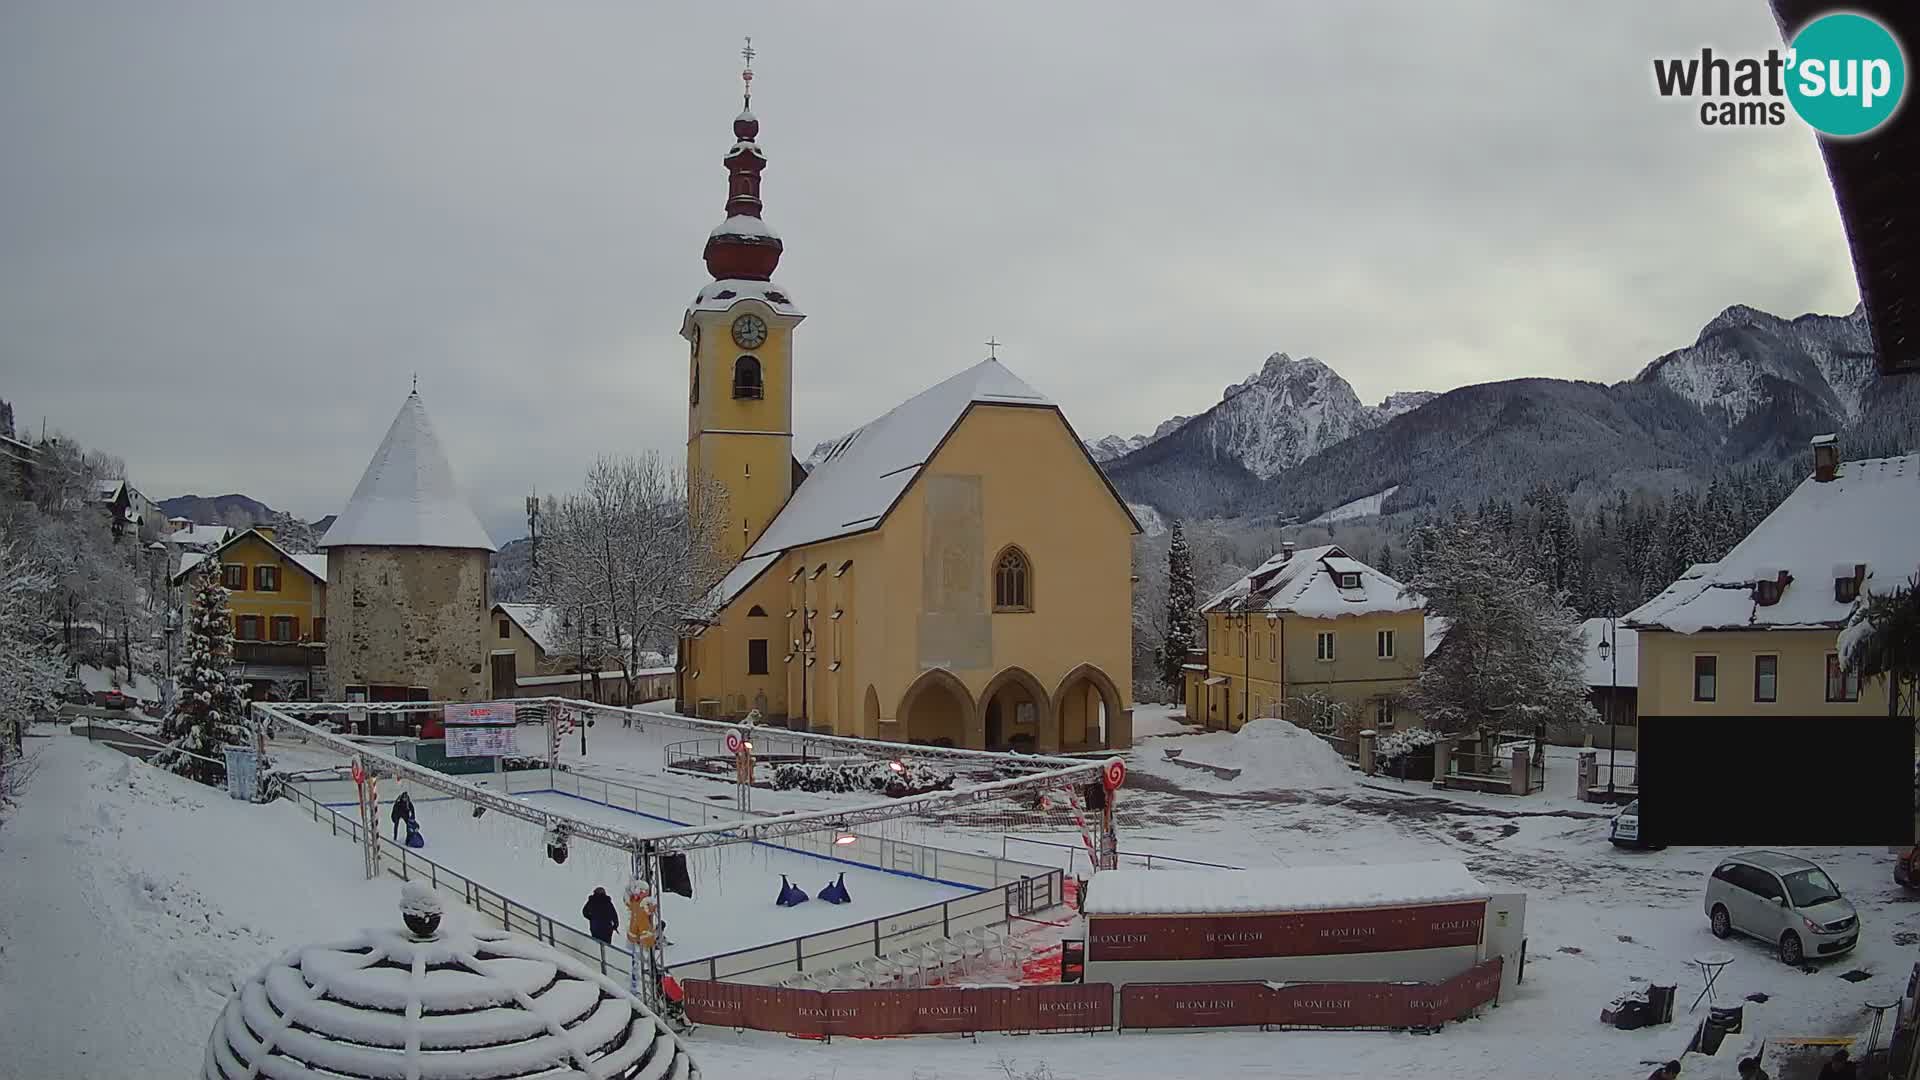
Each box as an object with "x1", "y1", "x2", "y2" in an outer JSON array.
[{"x1": 1704, "y1": 851, "x2": 1859, "y2": 965}]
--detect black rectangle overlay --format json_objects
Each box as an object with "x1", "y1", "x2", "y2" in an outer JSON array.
[{"x1": 1638, "y1": 716, "x2": 1913, "y2": 847}]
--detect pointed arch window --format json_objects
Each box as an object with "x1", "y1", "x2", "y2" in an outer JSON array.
[
  {"x1": 732, "y1": 355, "x2": 763, "y2": 399},
  {"x1": 994, "y1": 546, "x2": 1033, "y2": 612}
]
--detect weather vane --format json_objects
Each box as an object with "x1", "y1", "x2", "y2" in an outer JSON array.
[
  {"x1": 741, "y1": 36, "x2": 755, "y2": 107},
  {"x1": 985, "y1": 337, "x2": 1001, "y2": 360}
]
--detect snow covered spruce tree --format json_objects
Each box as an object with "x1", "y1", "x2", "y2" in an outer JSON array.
[
  {"x1": 1401, "y1": 520, "x2": 1595, "y2": 735},
  {"x1": 1841, "y1": 571, "x2": 1920, "y2": 722},
  {"x1": 1155, "y1": 521, "x2": 1198, "y2": 690},
  {"x1": 0, "y1": 534, "x2": 64, "y2": 824},
  {"x1": 154, "y1": 564, "x2": 252, "y2": 786}
]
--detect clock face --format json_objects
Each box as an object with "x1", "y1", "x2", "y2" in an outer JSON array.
[{"x1": 731, "y1": 314, "x2": 769, "y2": 349}]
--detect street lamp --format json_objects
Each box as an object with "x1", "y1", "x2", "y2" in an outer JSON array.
[{"x1": 1598, "y1": 619, "x2": 1618, "y2": 799}]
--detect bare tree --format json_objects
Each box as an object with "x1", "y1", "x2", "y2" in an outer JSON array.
[{"x1": 531, "y1": 453, "x2": 730, "y2": 702}]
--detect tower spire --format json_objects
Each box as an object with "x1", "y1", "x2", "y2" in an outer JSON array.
[
  {"x1": 741, "y1": 36, "x2": 755, "y2": 109},
  {"x1": 704, "y1": 37, "x2": 783, "y2": 281}
]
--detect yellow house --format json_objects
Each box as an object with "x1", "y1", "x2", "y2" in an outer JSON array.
[
  {"x1": 674, "y1": 85, "x2": 1138, "y2": 751},
  {"x1": 1626, "y1": 442, "x2": 1917, "y2": 723},
  {"x1": 174, "y1": 526, "x2": 328, "y2": 698},
  {"x1": 1185, "y1": 543, "x2": 1428, "y2": 738}
]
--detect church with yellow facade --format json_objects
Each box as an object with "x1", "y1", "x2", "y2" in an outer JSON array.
[{"x1": 674, "y1": 64, "x2": 1137, "y2": 752}]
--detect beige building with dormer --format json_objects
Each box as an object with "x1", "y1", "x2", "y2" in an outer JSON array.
[
  {"x1": 674, "y1": 71, "x2": 1137, "y2": 751},
  {"x1": 1185, "y1": 544, "x2": 1430, "y2": 737},
  {"x1": 1626, "y1": 438, "x2": 1917, "y2": 724}
]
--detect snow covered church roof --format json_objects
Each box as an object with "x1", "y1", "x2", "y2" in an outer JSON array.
[
  {"x1": 205, "y1": 899, "x2": 700, "y2": 1079},
  {"x1": 320, "y1": 392, "x2": 497, "y2": 552},
  {"x1": 1204, "y1": 545, "x2": 1422, "y2": 619},
  {"x1": 1626, "y1": 452, "x2": 1920, "y2": 634},
  {"x1": 1084, "y1": 860, "x2": 1489, "y2": 916}
]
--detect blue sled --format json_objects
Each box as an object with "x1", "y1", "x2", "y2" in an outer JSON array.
[{"x1": 775, "y1": 874, "x2": 810, "y2": 907}]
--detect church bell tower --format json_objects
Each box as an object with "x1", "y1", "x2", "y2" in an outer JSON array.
[{"x1": 683, "y1": 37, "x2": 804, "y2": 564}]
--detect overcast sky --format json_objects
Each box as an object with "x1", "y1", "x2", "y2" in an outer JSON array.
[{"x1": 0, "y1": 2, "x2": 1862, "y2": 541}]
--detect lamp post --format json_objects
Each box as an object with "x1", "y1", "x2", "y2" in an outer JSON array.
[
  {"x1": 1240, "y1": 600, "x2": 1250, "y2": 727},
  {"x1": 1598, "y1": 617, "x2": 1617, "y2": 799}
]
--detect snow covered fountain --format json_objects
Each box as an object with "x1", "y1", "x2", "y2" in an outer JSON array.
[{"x1": 204, "y1": 883, "x2": 700, "y2": 1079}]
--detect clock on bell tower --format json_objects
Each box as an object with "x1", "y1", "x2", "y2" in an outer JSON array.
[{"x1": 682, "y1": 40, "x2": 804, "y2": 564}]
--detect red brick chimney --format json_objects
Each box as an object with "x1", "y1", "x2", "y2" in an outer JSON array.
[{"x1": 1812, "y1": 433, "x2": 1839, "y2": 482}]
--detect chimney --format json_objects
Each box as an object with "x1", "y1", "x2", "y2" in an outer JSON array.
[
  {"x1": 255, "y1": 525, "x2": 276, "y2": 541},
  {"x1": 1281, "y1": 540, "x2": 1296, "y2": 561},
  {"x1": 1811, "y1": 433, "x2": 1839, "y2": 482}
]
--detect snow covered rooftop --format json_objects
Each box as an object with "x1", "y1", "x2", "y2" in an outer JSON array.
[
  {"x1": 1625, "y1": 452, "x2": 1920, "y2": 633},
  {"x1": 494, "y1": 603, "x2": 634, "y2": 656},
  {"x1": 687, "y1": 278, "x2": 803, "y2": 317},
  {"x1": 744, "y1": 359, "x2": 1058, "y2": 558},
  {"x1": 319, "y1": 392, "x2": 497, "y2": 552},
  {"x1": 1424, "y1": 615, "x2": 1450, "y2": 658},
  {"x1": 205, "y1": 916, "x2": 698, "y2": 1079},
  {"x1": 1205, "y1": 545, "x2": 1423, "y2": 620},
  {"x1": 709, "y1": 214, "x2": 780, "y2": 241},
  {"x1": 700, "y1": 550, "x2": 781, "y2": 613},
  {"x1": 1580, "y1": 618, "x2": 1638, "y2": 688},
  {"x1": 173, "y1": 530, "x2": 327, "y2": 585},
  {"x1": 1083, "y1": 860, "x2": 1490, "y2": 916},
  {"x1": 168, "y1": 523, "x2": 233, "y2": 550}
]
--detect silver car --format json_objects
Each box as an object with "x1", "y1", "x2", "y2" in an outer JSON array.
[{"x1": 1704, "y1": 851, "x2": 1859, "y2": 965}]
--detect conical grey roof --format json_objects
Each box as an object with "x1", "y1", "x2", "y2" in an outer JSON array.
[{"x1": 319, "y1": 392, "x2": 497, "y2": 551}]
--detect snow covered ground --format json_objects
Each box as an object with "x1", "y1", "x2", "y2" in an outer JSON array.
[{"x1": 4, "y1": 720, "x2": 1913, "y2": 1079}]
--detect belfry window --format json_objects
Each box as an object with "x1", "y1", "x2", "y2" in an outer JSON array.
[
  {"x1": 994, "y1": 546, "x2": 1033, "y2": 612},
  {"x1": 733, "y1": 356, "x2": 763, "y2": 399}
]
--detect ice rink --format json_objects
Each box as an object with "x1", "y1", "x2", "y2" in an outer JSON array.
[{"x1": 343, "y1": 786, "x2": 979, "y2": 965}]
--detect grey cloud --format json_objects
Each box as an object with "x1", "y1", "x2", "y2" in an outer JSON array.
[{"x1": 0, "y1": 1, "x2": 1859, "y2": 540}]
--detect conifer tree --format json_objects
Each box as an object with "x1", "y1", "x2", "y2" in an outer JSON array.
[
  {"x1": 154, "y1": 565, "x2": 253, "y2": 786},
  {"x1": 1156, "y1": 522, "x2": 1198, "y2": 689}
]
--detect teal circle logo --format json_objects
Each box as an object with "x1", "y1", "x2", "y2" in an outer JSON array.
[{"x1": 1786, "y1": 12, "x2": 1906, "y2": 136}]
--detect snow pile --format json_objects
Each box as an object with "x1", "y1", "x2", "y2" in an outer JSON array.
[
  {"x1": 399, "y1": 881, "x2": 442, "y2": 918},
  {"x1": 1159, "y1": 719, "x2": 1357, "y2": 792},
  {"x1": 1083, "y1": 860, "x2": 1489, "y2": 915}
]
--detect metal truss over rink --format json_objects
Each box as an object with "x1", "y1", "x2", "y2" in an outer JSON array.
[{"x1": 254, "y1": 698, "x2": 1118, "y2": 856}]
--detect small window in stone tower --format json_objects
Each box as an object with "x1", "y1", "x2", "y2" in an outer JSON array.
[
  {"x1": 733, "y1": 356, "x2": 763, "y2": 399},
  {"x1": 994, "y1": 547, "x2": 1032, "y2": 612}
]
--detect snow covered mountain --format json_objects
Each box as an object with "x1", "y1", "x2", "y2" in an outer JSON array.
[
  {"x1": 1085, "y1": 415, "x2": 1194, "y2": 463},
  {"x1": 1093, "y1": 353, "x2": 1437, "y2": 482},
  {"x1": 1108, "y1": 303, "x2": 1896, "y2": 525},
  {"x1": 1633, "y1": 303, "x2": 1875, "y2": 425}
]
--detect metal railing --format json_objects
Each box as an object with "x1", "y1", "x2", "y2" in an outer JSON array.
[
  {"x1": 1001, "y1": 835, "x2": 1244, "y2": 873},
  {"x1": 278, "y1": 767, "x2": 1064, "y2": 987}
]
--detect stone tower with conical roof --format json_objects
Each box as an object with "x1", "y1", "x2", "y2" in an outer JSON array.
[{"x1": 319, "y1": 391, "x2": 496, "y2": 705}]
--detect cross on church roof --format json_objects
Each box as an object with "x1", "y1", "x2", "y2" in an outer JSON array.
[
  {"x1": 985, "y1": 337, "x2": 1001, "y2": 360},
  {"x1": 741, "y1": 36, "x2": 755, "y2": 104}
]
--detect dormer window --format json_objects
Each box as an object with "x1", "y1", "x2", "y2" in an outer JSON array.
[
  {"x1": 1338, "y1": 573, "x2": 1361, "y2": 590},
  {"x1": 1753, "y1": 570, "x2": 1791, "y2": 607},
  {"x1": 1834, "y1": 563, "x2": 1865, "y2": 603}
]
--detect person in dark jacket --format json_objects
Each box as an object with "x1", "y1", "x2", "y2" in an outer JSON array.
[
  {"x1": 1738, "y1": 1056, "x2": 1771, "y2": 1080},
  {"x1": 583, "y1": 887, "x2": 619, "y2": 945},
  {"x1": 1817, "y1": 1048, "x2": 1857, "y2": 1080},
  {"x1": 1647, "y1": 1062, "x2": 1680, "y2": 1080},
  {"x1": 391, "y1": 791, "x2": 416, "y2": 840}
]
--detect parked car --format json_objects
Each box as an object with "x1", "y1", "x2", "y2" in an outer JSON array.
[
  {"x1": 1705, "y1": 851, "x2": 1858, "y2": 965},
  {"x1": 1608, "y1": 800, "x2": 1665, "y2": 850},
  {"x1": 1896, "y1": 846, "x2": 1920, "y2": 890}
]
